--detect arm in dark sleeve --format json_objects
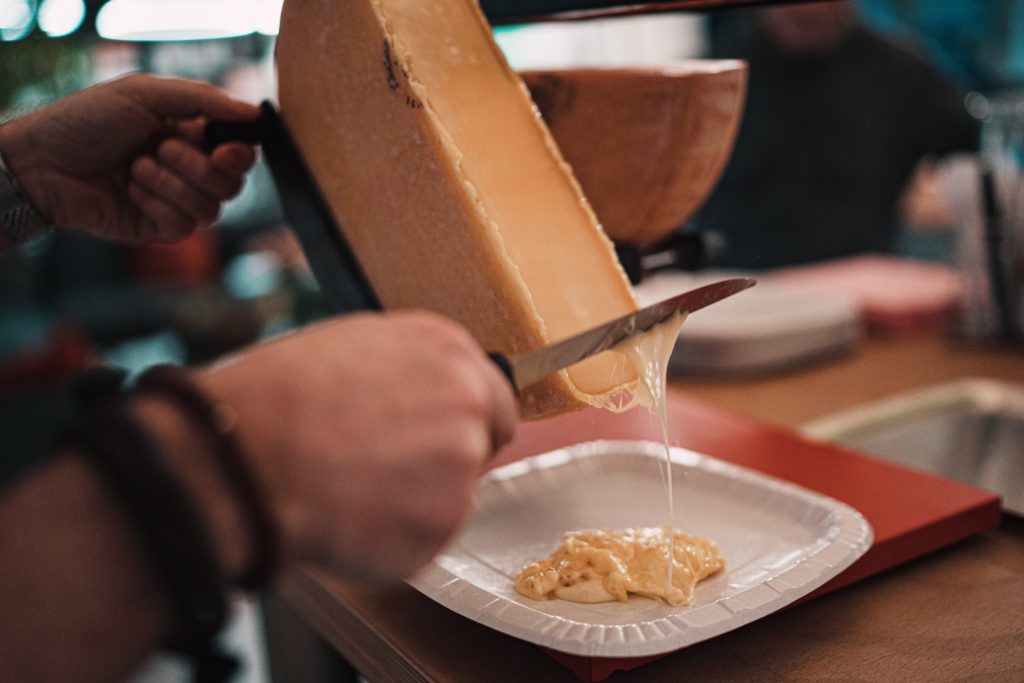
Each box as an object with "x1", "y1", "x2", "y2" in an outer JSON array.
[{"x1": 0, "y1": 385, "x2": 72, "y2": 493}]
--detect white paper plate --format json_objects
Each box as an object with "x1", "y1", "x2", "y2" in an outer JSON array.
[{"x1": 408, "y1": 440, "x2": 872, "y2": 657}]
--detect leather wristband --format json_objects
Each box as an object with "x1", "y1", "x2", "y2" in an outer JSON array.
[
  {"x1": 136, "y1": 364, "x2": 281, "y2": 590},
  {"x1": 68, "y1": 366, "x2": 238, "y2": 683},
  {"x1": 0, "y1": 148, "x2": 50, "y2": 246}
]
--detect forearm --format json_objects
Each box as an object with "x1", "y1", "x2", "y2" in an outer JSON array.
[
  {"x1": 0, "y1": 395, "x2": 252, "y2": 682},
  {"x1": 0, "y1": 452, "x2": 170, "y2": 682}
]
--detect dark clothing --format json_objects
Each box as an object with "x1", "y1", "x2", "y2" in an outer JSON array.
[
  {"x1": 0, "y1": 383, "x2": 72, "y2": 492},
  {"x1": 698, "y1": 26, "x2": 980, "y2": 269}
]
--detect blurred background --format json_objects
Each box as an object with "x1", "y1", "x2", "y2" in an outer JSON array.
[{"x1": 2, "y1": 1, "x2": 1022, "y2": 681}]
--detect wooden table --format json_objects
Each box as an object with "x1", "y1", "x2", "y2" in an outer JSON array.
[{"x1": 275, "y1": 334, "x2": 1024, "y2": 682}]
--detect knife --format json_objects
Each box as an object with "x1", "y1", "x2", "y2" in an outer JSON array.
[{"x1": 489, "y1": 277, "x2": 755, "y2": 392}]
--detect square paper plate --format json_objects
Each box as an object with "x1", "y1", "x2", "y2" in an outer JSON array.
[{"x1": 408, "y1": 440, "x2": 872, "y2": 658}]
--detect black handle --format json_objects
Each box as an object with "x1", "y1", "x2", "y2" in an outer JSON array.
[
  {"x1": 488, "y1": 352, "x2": 518, "y2": 393},
  {"x1": 204, "y1": 102, "x2": 280, "y2": 147},
  {"x1": 205, "y1": 102, "x2": 381, "y2": 315},
  {"x1": 205, "y1": 119, "x2": 268, "y2": 147}
]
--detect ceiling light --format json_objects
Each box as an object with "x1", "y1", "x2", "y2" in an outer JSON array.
[
  {"x1": 255, "y1": 0, "x2": 282, "y2": 36},
  {"x1": 38, "y1": 0, "x2": 84, "y2": 37},
  {"x1": 96, "y1": 0, "x2": 255, "y2": 42},
  {"x1": 0, "y1": 0, "x2": 35, "y2": 41}
]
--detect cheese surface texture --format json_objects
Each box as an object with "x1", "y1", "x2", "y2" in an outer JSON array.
[
  {"x1": 514, "y1": 528, "x2": 725, "y2": 606},
  {"x1": 276, "y1": 0, "x2": 638, "y2": 418}
]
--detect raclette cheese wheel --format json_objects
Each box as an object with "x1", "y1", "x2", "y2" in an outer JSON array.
[
  {"x1": 522, "y1": 62, "x2": 747, "y2": 248},
  {"x1": 276, "y1": 0, "x2": 638, "y2": 419}
]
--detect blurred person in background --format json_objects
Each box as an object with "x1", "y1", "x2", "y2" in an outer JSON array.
[
  {"x1": 0, "y1": 74, "x2": 517, "y2": 682},
  {"x1": 696, "y1": 1, "x2": 980, "y2": 269}
]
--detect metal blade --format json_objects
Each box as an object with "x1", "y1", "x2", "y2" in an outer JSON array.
[{"x1": 507, "y1": 277, "x2": 755, "y2": 391}]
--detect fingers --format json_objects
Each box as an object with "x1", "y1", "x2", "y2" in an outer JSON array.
[
  {"x1": 480, "y1": 354, "x2": 518, "y2": 453},
  {"x1": 119, "y1": 73, "x2": 261, "y2": 123},
  {"x1": 156, "y1": 138, "x2": 254, "y2": 198},
  {"x1": 173, "y1": 118, "x2": 258, "y2": 164},
  {"x1": 211, "y1": 143, "x2": 257, "y2": 177},
  {"x1": 132, "y1": 156, "x2": 220, "y2": 225},
  {"x1": 129, "y1": 137, "x2": 256, "y2": 238},
  {"x1": 415, "y1": 313, "x2": 518, "y2": 455},
  {"x1": 401, "y1": 313, "x2": 520, "y2": 456},
  {"x1": 437, "y1": 319, "x2": 518, "y2": 453},
  {"x1": 127, "y1": 183, "x2": 196, "y2": 242},
  {"x1": 117, "y1": 75, "x2": 258, "y2": 243}
]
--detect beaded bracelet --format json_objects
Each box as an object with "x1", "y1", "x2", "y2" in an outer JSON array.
[
  {"x1": 69, "y1": 366, "x2": 237, "y2": 683},
  {"x1": 135, "y1": 364, "x2": 280, "y2": 590}
]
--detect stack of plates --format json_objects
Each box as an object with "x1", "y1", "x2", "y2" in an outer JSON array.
[
  {"x1": 634, "y1": 271, "x2": 862, "y2": 376},
  {"x1": 770, "y1": 255, "x2": 965, "y2": 334}
]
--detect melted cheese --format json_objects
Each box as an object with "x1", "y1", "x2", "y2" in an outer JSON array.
[
  {"x1": 586, "y1": 311, "x2": 686, "y2": 414},
  {"x1": 515, "y1": 314, "x2": 726, "y2": 606},
  {"x1": 276, "y1": 0, "x2": 638, "y2": 419},
  {"x1": 514, "y1": 528, "x2": 724, "y2": 606}
]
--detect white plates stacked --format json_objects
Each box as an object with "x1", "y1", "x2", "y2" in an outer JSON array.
[{"x1": 634, "y1": 271, "x2": 862, "y2": 376}]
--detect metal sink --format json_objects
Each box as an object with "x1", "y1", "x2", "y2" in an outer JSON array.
[{"x1": 802, "y1": 379, "x2": 1024, "y2": 516}]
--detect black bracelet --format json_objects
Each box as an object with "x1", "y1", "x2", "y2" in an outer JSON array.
[
  {"x1": 68, "y1": 366, "x2": 237, "y2": 683},
  {"x1": 135, "y1": 364, "x2": 280, "y2": 590}
]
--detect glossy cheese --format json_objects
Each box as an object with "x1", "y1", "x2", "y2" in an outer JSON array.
[
  {"x1": 276, "y1": 0, "x2": 638, "y2": 418},
  {"x1": 514, "y1": 528, "x2": 725, "y2": 606}
]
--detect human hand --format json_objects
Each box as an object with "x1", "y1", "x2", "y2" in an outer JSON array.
[
  {"x1": 0, "y1": 73, "x2": 259, "y2": 243},
  {"x1": 196, "y1": 311, "x2": 518, "y2": 581}
]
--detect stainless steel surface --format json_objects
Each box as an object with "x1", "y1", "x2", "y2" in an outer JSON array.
[
  {"x1": 803, "y1": 379, "x2": 1024, "y2": 515},
  {"x1": 507, "y1": 277, "x2": 756, "y2": 390}
]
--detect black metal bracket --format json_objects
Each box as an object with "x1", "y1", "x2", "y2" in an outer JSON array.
[{"x1": 206, "y1": 102, "x2": 381, "y2": 315}]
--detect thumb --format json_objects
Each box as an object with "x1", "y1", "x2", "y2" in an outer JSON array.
[{"x1": 120, "y1": 73, "x2": 262, "y2": 123}]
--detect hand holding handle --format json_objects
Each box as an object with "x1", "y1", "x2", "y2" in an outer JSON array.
[
  {"x1": 488, "y1": 352, "x2": 518, "y2": 394},
  {"x1": 204, "y1": 101, "x2": 277, "y2": 147}
]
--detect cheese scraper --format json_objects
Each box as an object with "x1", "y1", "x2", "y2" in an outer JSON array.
[{"x1": 489, "y1": 277, "x2": 755, "y2": 392}]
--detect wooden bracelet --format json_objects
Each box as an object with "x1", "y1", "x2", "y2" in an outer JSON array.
[{"x1": 135, "y1": 364, "x2": 280, "y2": 590}]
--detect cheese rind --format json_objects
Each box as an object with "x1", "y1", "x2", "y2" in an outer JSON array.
[{"x1": 277, "y1": 0, "x2": 638, "y2": 418}]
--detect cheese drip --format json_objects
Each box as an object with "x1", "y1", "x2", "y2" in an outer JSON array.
[
  {"x1": 602, "y1": 313, "x2": 687, "y2": 595},
  {"x1": 514, "y1": 314, "x2": 725, "y2": 606},
  {"x1": 582, "y1": 312, "x2": 685, "y2": 414}
]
